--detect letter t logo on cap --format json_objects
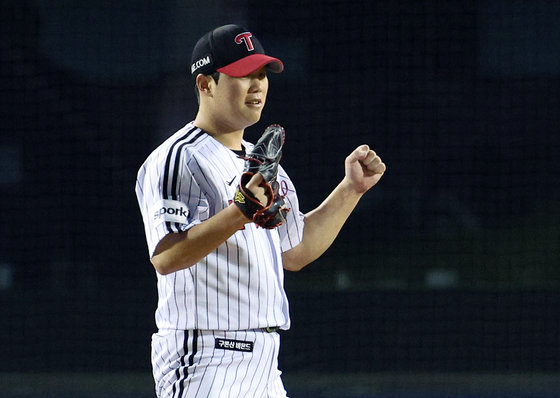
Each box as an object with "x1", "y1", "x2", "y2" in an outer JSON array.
[{"x1": 235, "y1": 32, "x2": 255, "y2": 51}]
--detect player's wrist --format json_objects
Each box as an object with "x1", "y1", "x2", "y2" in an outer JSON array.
[
  {"x1": 340, "y1": 176, "x2": 368, "y2": 197},
  {"x1": 228, "y1": 202, "x2": 253, "y2": 225}
]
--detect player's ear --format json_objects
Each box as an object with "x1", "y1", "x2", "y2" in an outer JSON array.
[{"x1": 196, "y1": 74, "x2": 213, "y2": 97}]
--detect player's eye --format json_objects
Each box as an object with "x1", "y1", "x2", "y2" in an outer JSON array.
[{"x1": 247, "y1": 68, "x2": 267, "y2": 80}]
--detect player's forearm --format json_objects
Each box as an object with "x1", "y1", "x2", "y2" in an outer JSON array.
[
  {"x1": 151, "y1": 204, "x2": 249, "y2": 275},
  {"x1": 283, "y1": 177, "x2": 363, "y2": 271}
]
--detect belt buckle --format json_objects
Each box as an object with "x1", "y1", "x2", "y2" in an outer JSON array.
[{"x1": 264, "y1": 326, "x2": 279, "y2": 333}]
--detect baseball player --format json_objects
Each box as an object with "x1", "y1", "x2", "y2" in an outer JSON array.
[{"x1": 135, "y1": 24, "x2": 386, "y2": 398}]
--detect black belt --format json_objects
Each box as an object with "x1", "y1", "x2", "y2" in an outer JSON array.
[{"x1": 262, "y1": 326, "x2": 280, "y2": 333}]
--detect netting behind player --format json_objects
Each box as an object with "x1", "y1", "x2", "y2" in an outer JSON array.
[{"x1": 1, "y1": 0, "x2": 559, "y2": 393}]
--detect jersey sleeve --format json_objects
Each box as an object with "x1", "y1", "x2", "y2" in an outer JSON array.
[
  {"x1": 276, "y1": 166, "x2": 305, "y2": 252},
  {"x1": 135, "y1": 149, "x2": 208, "y2": 258}
]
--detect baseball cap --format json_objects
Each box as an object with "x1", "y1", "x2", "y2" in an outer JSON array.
[{"x1": 190, "y1": 24, "x2": 284, "y2": 78}]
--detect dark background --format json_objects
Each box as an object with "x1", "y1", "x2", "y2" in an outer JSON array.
[{"x1": 1, "y1": 0, "x2": 559, "y2": 391}]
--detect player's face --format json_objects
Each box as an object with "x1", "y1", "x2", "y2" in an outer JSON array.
[{"x1": 213, "y1": 67, "x2": 269, "y2": 131}]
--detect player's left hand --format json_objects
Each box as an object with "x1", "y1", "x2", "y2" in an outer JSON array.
[
  {"x1": 234, "y1": 124, "x2": 290, "y2": 228},
  {"x1": 344, "y1": 144, "x2": 386, "y2": 194}
]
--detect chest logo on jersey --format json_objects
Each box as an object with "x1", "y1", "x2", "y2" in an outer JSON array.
[
  {"x1": 215, "y1": 338, "x2": 254, "y2": 352},
  {"x1": 280, "y1": 179, "x2": 289, "y2": 196}
]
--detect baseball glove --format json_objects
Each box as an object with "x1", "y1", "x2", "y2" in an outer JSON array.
[{"x1": 234, "y1": 124, "x2": 290, "y2": 228}]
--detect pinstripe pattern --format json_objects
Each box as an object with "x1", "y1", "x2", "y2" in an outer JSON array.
[
  {"x1": 136, "y1": 122, "x2": 305, "y2": 332},
  {"x1": 152, "y1": 329, "x2": 287, "y2": 398},
  {"x1": 162, "y1": 125, "x2": 203, "y2": 233},
  {"x1": 136, "y1": 121, "x2": 305, "y2": 397}
]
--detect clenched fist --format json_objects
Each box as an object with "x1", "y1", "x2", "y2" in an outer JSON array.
[{"x1": 344, "y1": 145, "x2": 386, "y2": 194}]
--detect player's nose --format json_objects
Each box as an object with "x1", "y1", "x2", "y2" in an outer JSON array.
[{"x1": 248, "y1": 77, "x2": 262, "y2": 93}]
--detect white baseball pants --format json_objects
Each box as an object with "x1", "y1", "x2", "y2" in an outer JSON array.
[{"x1": 152, "y1": 329, "x2": 288, "y2": 398}]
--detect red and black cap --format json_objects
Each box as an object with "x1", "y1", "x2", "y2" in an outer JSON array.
[{"x1": 190, "y1": 24, "x2": 284, "y2": 78}]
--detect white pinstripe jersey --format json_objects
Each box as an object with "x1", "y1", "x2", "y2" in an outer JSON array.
[{"x1": 135, "y1": 122, "x2": 305, "y2": 332}]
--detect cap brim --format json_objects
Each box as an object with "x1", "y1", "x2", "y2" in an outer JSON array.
[{"x1": 217, "y1": 54, "x2": 284, "y2": 77}]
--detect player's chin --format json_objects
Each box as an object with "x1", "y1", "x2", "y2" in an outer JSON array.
[{"x1": 243, "y1": 109, "x2": 264, "y2": 125}]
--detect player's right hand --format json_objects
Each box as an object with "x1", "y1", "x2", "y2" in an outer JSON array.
[{"x1": 344, "y1": 144, "x2": 386, "y2": 194}]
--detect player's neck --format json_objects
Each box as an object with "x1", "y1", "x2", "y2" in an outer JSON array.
[
  {"x1": 194, "y1": 114, "x2": 244, "y2": 150},
  {"x1": 211, "y1": 130, "x2": 244, "y2": 151}
]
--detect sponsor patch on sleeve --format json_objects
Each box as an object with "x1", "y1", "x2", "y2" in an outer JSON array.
[{"x1": 149, "y1": 199, "x2": 189, "y2": 227}]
